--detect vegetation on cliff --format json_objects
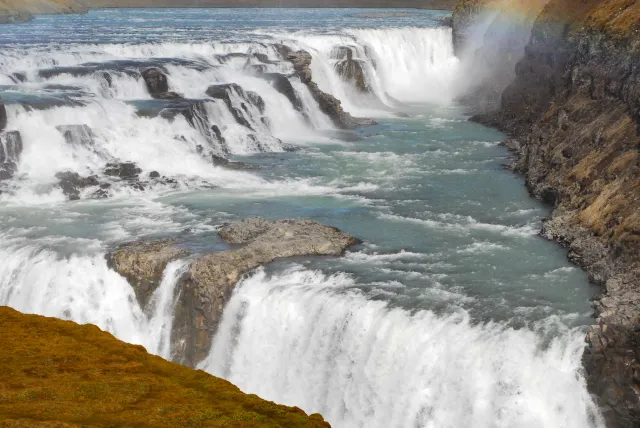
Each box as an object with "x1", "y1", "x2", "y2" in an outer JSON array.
[{"x1": 0, "y1": 306, "x2": 330, "y2": 427}]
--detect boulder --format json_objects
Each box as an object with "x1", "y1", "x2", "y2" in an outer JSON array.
[
  {"x1": 104, "y1": 162, "x2": 142, "y2": 180},
  {"x1": 246, "y1": 91, "x2": 265, "y2": 114},
  {"x1": 171, "y1": 217, "x2": 359, "y2": 366},
  {"x1": 335, "y1": 57, "x2": 369, "y2": 93},
  {"x1": 141, "y1": 67, "x2": 169, "y2": 95},
  {"x1": 106, "y1": 239, "x2": 190, "y2": 309},
  {"x1": 55, "y1": 171, "x2": 99, "y2": 200},
  {"x1": 262, "y1": 73, "x2": 303, "y2": 111},
  {"x1": 0, "y1": 97, "x2": 7, "y2": 132},
  {"x1": 287, "y1": 50, "x2": 313, "y2": 84},
  {"x1": 141, "y1": 67, "x2": 181, "y2": 100},
  {"x1": 0, "y1": 131, "x2": 23, "y2": 181}
]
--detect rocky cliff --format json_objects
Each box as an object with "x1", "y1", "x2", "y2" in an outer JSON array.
[
  {"x1": 0, "y1": 306, "x2": 330, "y2": 427},
  {"x1": 456, "y1": 0, "x2": 640, "y2": 426},
  {"x1": 0, "y1": 0, "x2": 87, "y2": 23}
]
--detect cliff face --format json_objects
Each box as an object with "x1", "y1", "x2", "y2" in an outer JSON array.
[
  {"x1": 0, "y1": 0, "x2": 87, "y2": 23},
  {"x1": 0, "y1": 306, "x2": 330, "y2": 427},
  {"x1": 462, "y1": 0, "x2": 640, "y2": 426}
]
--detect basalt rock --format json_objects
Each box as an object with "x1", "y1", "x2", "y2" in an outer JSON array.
[
  {"x1": 262, "y1": 72, "x2": 303, "y2": 112},
  {"x1": 104, "y1": 162, "x2": 142, "y2": 180},
  {"x1": 141, "y1": 67, "x2": 181, "y2": 99},
  {"x1": 0, "y1": 131, "x2": 23, "y2": 181},
  {"x1": 0, "y1": 97, "x2": 7, "y2": 132},
  {"x1": 55, "y1": 171, "x2": 99, "y2": 200},
  {"x1": 106, "y1": 239, "x2": 190, "y2": 309},
  {"x1": 205, "y1": 83, "x2": 257, "y2": 130},
  {"x1": 171, "y1": 217, "x2": 359, "y2": 366},
  {"x1": 287, "y1": 50, "x2": 375, "y2": 129},
  {"x1": 334, "y1": 54, "x2": 369, "y2": 93},
  {"x1": 459, "y1": 0, "x2": 640, "y2": 425}
]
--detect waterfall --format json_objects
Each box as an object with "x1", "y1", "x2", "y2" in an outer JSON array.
[{"x1": 200, "y1": 267, "x2": 605, "y2": 428}]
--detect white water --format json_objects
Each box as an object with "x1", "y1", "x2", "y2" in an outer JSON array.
[
  {"x1": 201, "y1": 267, "x2": 604, "y2": 428},
  {"x1": 0, "y1": 12, "x2": 605, "y2": 427}
]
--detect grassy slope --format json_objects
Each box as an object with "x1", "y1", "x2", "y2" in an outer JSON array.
[{"x1": 0, "y1": 306, "x2": 330, "y2": 428}]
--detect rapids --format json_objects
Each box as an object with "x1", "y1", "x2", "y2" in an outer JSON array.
[{"x1": 0, "y1": 8, "x2": 605, "y2": 427}]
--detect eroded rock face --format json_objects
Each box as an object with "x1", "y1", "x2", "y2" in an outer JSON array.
[
  {"x1": 462, "y1": 1, "x2": 640, "y2": 425},
  {"x1": 335, "y1": 56, "x2": 368, "y2": 93},
  {"x1": 205, "y1": 83, "x2": 263, "y2": 130},
  {"x1": 141, "y1": 67, "x2": 181, "y2": 99},
  {"x1": 107, "y1": 239, "x2": 190, "y2": 309},
  {"x1": 287, "y1": 50, "x2": 375, "y2": 129},
  {"x1": 262, "y1": 73, "x2": 303, "y2": 112},
  {"x1": 0, "y1": 97, "x2": 7, "y2": 132},
  {"x1": 171, "y1": 217, "x2": 358, "y2": 366},
  {"x1": 0, "y1": 131, "x2": 23, "y2": 181}
]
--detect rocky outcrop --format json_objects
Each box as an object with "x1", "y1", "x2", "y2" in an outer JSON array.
[
  {"x1": 55, "y1": 171, "x2": 99, "y2": 200},
  {"x1": 458, "y1": 0, "x2": 640, "y2": 425},
  {"x1": 286, "y1": 50, "x2": 375, "y2": 129},
  {"x1": 206, "y1": 83, "x2": 265, "y2": 130},
  {"x1": 108, "y1": 218, "x2": 358, "y2": 367},
  {"x1": 106, "y1": 239, "x2": 189, "y2": 309},
  {"x1": 0, "y1": 97, "x2": 7, "y2": 132},
  {"x1": 0, "y1": 131, "x2": 23, "y2": 181},
  {"x1": 141, "y1": 67, "x2": 181, "y2": 99},
  {"x1": 0, "y1": 306, "x2": 330, "y2": 427},
  {"x1": 333, "y1": 47, "x2": 369, "y2": 93},
  {"x1": 263, "y1": 72, "x2": 304, "y2": 112}
]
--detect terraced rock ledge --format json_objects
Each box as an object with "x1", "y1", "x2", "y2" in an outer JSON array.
[{"x1": 0, "y1": 306, "x2": 330, "y2": 427}]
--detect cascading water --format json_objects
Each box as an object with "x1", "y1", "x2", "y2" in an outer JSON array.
[{"x1": 0, "y1": 7, "x2": 605, "y2": 427}]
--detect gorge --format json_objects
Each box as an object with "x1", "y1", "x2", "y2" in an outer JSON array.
[{"x1": 0, "y1": 1, "x2": 638, "y2": 427}]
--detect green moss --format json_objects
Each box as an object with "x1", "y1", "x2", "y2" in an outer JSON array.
[{"x1": 0, "y1": 306, "x2": 330, "y2": 428}]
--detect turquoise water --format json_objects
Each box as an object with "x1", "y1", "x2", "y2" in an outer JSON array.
[{"x1": 0, "y1": 9, "x2": 603, "y2": 427}]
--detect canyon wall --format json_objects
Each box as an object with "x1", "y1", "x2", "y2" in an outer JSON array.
[{"x1": 456, "y1": 0, "x2": 640, "y2": 426}]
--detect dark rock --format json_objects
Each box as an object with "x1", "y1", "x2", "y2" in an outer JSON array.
[
  {"x1": 0, "y1": 97, "x2": 7, "y2": 132},
  {"x1": 104, "y1": 162, "x2": 142, "y2": 180},
  {"x1": 106, "y1": 239, "x2": 190, "y2": 310},
  {"x1": 0, "y1": 131, "x2": 23, "y2": 181},
  {"x1": 149, "y1": 171, "x2": 160, "y2": 179},
  {"x1": 262, "y1": 73, "x2": 303, "y2": 111},
  {"x1": 10, "y1": 73, "x2": 27, "y2": 83},
  {"x1": 335, "y1": 57, "x2": 369, "y2": 93},
  {"x1": 141, "y1": 67, "x2": 169, "y2": 95},
  {"x1": 286, "y1": 50, "x2": 375, "y2": 129},
  {"x1": 56, "y1": 125, "x2": 95, "y2": 148},
  {"x1": 205, "y1": 83, "x2": 256, "y2": 130},
  {"x1": 55, "y1": 171, "x2": 99, "y2": 200},
  {"x1": 246, "y1": 91, "x2": 265, "y2": 114},
  {"x1": 331, "y1": 46, "x2": 354, "y2": 60}
]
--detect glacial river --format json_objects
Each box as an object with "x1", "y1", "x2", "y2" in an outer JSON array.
[{"x1": 0, "y1": 8, "x2": 604, "y2": 427}]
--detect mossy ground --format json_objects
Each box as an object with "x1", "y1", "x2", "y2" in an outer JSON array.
[{"x1": 0, "y1": 306, "x2": 330, "y2": 428}]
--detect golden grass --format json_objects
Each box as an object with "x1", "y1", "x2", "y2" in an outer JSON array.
[{"x1": 0, "y1": 307, "x2": 330, "y2": 428}]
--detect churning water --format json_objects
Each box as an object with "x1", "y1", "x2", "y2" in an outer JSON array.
[{"x1": 0, "y1": 8, "x2": 604, "y2": 427}]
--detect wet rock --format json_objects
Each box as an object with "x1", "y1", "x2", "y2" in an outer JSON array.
[
  {"x1": 56, "y1": 124, "x2": 95, "y2": 148},
  {"x1": 205, "y1": 83, "x2": 256, "y2": 130},
  {"x1": 141, "y1": 67, "x2": 181, "y2": 100},
  {"x1": 141, "y1": 67, "x2": 169, "y2": 95},
  {"x1": 106, "y1": 239, "x2": 190, "y2": 310},
  {"x1": 104, "y1": 162, "x2": 142, "y2": 180},
  {"x1": 262, "y1": 73, "x2": 303, "y2": 112},
  {"x1": 171, "y1": 217, "x2": 359, "y2": 366},
  {"x1": 210, "y1": 154, "x2": 255, "y2": 170},
  {"x1": 55, "y1": 171, "x2": 99, "y2": 201},
  {"x1": 335, "y1": 56, "x2": 369, "y2": 93},
  {"x1": 149, "y1": 171, "x2": 160, "y2": 179},
  {"x1": 246, "y1": 91, "x2": 265, "y2": 114},
  {"x1": 286, "y1": 50, "x2": 375, "y2": 129},
  {"x1": 331, "y1": 46, "x2": 354, "y2": 60},
  {"x1": 0, "y1": 131, "x2": 23, "y2": 181},
  {"x1": 0, "y1": 97, "x2": 7, "y2": 132}
]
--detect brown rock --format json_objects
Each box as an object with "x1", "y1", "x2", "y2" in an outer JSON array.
[
  {"x1": 106, "y1": 239, "x2": 190, "y2": 309},
  {"x1": 172, "y1": 217, "x2": 359, "y2": 366}
]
